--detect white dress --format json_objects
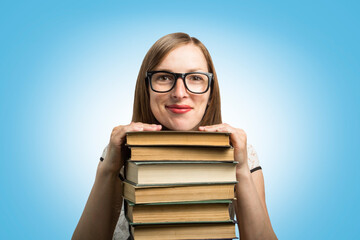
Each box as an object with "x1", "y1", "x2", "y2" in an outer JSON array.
[{"x1": 100, "y1": 144, "x2": 261, "y2": 240}]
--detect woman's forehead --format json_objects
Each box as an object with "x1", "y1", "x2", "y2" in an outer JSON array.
[{"x1": 155, "y1": 44, "x2": 208, "y2": 72}]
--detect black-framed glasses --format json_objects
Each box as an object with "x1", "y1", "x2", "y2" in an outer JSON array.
[{"x1": 146, "y1": 71, "x2": 213, "y2": 94}]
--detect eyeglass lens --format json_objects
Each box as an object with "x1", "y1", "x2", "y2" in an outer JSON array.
[{"x1": 151, "y1": 72, "x2": 209, "y2": 93}]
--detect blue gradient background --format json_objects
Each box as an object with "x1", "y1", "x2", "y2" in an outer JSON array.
[{"x1": 1, "y1": 1, "x2": 359, "y2": 239}]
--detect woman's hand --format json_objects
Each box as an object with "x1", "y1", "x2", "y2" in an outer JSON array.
[
  {"x1": 199, "y1": 123, "x2": 249, "y2": 174},
  {"x1": 99, "y1": 122, "x2": 162, "y2": 177}
]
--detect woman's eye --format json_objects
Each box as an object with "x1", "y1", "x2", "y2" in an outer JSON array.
[
  {"x1": 189, "y1": 75, "x2": 204, "y2": 81},
  {"x1": 157, "y1": 75, "x2": 172, "y2": 81}
]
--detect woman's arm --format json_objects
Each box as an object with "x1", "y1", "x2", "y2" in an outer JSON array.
[
  {"x1": 72, "y1": 162, "x2": 124, "y2": 240},
  {"x1": 199, "y1": 124, "x2": 277, "y2": 240},
  {"x1": 72, "y1": 123, "x2": 162, "y2": 240},
  {"x1": 234, "y1": 168, "x2": 276, "y2": 240}
]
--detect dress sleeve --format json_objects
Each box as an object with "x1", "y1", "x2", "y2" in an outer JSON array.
[
  {"x1": 100, "y1": 144, "x2": 125, "y2": 175},
  {"x1": 100, "y1": 144, "x2": 108, "y2": 160},
  {"x1": 112, "y1": 200, "x2": 131, "y2": 240},
  {"x1": 247, "y1": 144, "x2": 262, "y2": 173}
]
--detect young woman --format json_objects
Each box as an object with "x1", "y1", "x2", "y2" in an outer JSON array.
[{"x1": 72, "y1": 32, "x2": 277, "y2": 240}]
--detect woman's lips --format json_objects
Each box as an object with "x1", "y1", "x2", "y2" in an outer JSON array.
[{"x1": 166, "y1": 104, "x2": 193, "y2": 114}]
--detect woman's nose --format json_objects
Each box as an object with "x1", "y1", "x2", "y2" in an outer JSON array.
[{"x1": 171, "y1": 77, "x2": 188, "y2": 98}]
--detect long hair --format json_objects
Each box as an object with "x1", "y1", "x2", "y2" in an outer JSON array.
[{"x1": 131, "y1": 32, "x2": 222, "y2": 127}]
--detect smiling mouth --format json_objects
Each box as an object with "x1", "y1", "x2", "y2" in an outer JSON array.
[{"x1": 166, "y1": 105, "x2": 193, "y2": 114}]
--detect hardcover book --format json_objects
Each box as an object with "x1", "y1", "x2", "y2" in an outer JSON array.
[
  {"x1": 126, "y1": 131, "x2": 231, "y2": 147},
  {"x1": 128, "y1": 146, "x2": 234, "y2": 161},
  {"x1": 125, "y1": 161, "x2": 237, "y2": 185},
  {"x1": 125, "y1": 199, "x2": 232, "y2": 223},
  {"x1": 123, "y1": 181, "x2": 235, "y2": 204},
  {"x1": 130, "y1": 222, "x2": 236, "y2": 240}
]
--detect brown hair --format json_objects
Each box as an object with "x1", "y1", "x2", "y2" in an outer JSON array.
[{"x1": 131, "y1": 32, "x2": 222, "y2": 127}]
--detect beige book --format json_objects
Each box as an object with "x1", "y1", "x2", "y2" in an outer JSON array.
[{"x1": 126, "y1": 161, "x2": 237, "y2": 185}]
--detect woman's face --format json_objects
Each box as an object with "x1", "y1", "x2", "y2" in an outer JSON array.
[{"x1": 149, "y1": 44, "x2": 211, "y2": 131}]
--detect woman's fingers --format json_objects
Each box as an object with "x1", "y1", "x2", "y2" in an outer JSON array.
[
  {"x1": 132, "y1": 123, "x2": 162, "y2": 131},
  {"x1": 111, "y1": 123, "x2": 162, "y2": 147},
  {"x1": 199, "y1": 123, "x2": 228, "y2": 131},
  {"x1": 101, "y1": 122, "x2": 162, "y2": 175},
  {"x1": 199, "y1": 123, "x2": 235, "y2": 133},
  {"x1": 110, "y1": 122, "x2": 163, "y2": 150},
  {"x1": 199, "y1": 123, "x2": 248, "y2": 168}
]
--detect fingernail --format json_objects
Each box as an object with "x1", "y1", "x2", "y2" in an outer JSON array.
[{"x1": 199, "y1": 126, "x2": 205, "y2": 130}]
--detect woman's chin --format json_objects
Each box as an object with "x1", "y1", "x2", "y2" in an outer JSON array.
[{"x1": 163, "y1": 122, "x2": 198, "y2": 131}]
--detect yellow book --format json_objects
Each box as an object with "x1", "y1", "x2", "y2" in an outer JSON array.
[
  {"x1": 128, "y1": 146, "x2": 234, "y2": 161},
  {"x1": 125, "y1": 199, "x2": 232, "y2": 224},
  {"x1": 123, "y1": 181, "x2": 235, "y2": 204},
  {"x1": 130, "y1": 222, "x2": 236, "y2": 240},
  {"x1": 126, "y1": 131, "x2": 231, "y2": 147}
]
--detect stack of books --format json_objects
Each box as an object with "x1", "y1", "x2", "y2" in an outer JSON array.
[{"x1": 123, "y1": 131, "x2": 237, "y2": 240}]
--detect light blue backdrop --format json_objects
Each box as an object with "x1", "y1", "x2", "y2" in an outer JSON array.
[{"x1": 1, "y1": 1, "x2": 359, "y2": 239}]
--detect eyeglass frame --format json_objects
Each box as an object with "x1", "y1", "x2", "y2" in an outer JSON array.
[{"x1": 145, "y1": 70, "x2": 213, "y2": 94}]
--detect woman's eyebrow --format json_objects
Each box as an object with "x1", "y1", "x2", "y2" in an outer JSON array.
[
  {"x1": 154, "y1": 68, "x2": 207, "y2": 72},
  {"x1": 153, "y1": 68, "x2": 172, "y2": 72},
  {"x1": 187, "y1": 68, "x2": 207, "y2": 72}
]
